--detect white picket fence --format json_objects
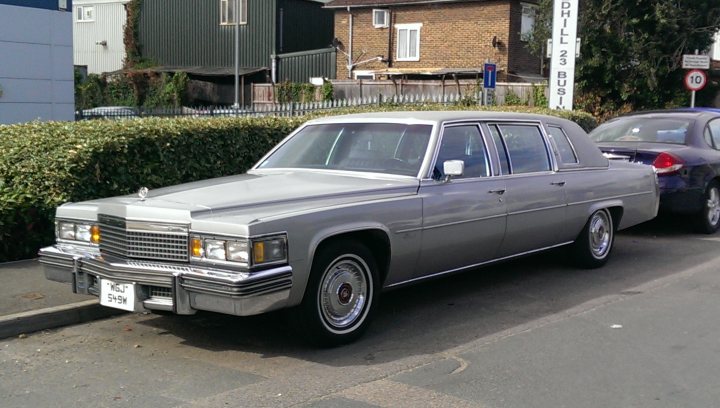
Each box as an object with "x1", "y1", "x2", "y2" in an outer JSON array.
[{"x1": 233, "y1": 92, "x2": 472, "y2": 117}]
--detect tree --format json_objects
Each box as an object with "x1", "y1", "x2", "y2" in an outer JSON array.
[{"x1": 526, "y1": 0, "x2": 720, "y2": 116}]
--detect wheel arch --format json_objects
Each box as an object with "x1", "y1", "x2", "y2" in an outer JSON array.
[{"x1": 308, "y1": 227, "x2": 392, "y2": 288}]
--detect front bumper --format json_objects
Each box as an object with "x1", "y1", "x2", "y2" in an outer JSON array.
[{"x1": 38, "y1": 244, "x2": 293, "y2": 316}]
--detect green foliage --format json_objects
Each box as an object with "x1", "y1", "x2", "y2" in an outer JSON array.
[
  {"x1": 75, "y1": 74, "x2": 106, "y2": 110},
  {"x1": 74, "y1": 72, "x2": 188, "y2": 110},
  {"x1": 321, "y1": 81, "x2": 334, "y2": 101},
  {"x1": 123, "y1": 0, "x2": 143, "y2": 67},
  {"x1": 0, "y1": 117, "x2": 303, "y2": 261},
  {"x1": 0, "y1": 105, "x2": 595, "y2": 261},
  {"x1": 528, "y1": 0, "x2": 720, "y2": 115},
  {"x1": 504, "y1": 89, "x2": 526, "y2": 106},
  {"x1": 143, "y1": 72, "x2": 189, "y2": 108},
  {"x1": 105, "y1": 76, "x2": 136, "y2": 106},
  {"x1": 532, "y1": 84, "x2": 549, "y2": 108},
  {"x1": 276, "y1": 81, "x2": 317, "y2": 103}
]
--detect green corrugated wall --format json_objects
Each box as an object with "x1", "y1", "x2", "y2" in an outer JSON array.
[{"x1": 139, "y1": 0, "x2": 276, "y2": 68}]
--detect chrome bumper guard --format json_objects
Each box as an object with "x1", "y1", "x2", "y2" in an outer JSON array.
[{"x1": 38, "y1": 245, "x2": 293, "y2": 316}]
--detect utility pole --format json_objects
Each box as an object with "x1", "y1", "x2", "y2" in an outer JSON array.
[{"x1": 232, "y1": 0, "x2": 240, "y2": 109}]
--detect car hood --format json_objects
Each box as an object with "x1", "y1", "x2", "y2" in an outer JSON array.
[{"x1": 78, "y1": 170, "x2": 420, "y2": 223}]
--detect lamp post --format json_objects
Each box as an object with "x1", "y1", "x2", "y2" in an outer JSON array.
[{"x1": 232, "y1": 0, "x2": 240, "y2": 109}]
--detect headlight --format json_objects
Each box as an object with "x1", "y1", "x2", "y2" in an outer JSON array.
[
  {"x1": 57, "y1": 220, "x2": 99, "y2": 244},
  {"x1": 190, "y1": 234, "x2": 286, "y2": 267},
  {"x1": 227, "y1": 240, "x2": 250, "y2": 263},
  {"x1": 205, "y1": 240, "x2": 227, "y2": 260}
]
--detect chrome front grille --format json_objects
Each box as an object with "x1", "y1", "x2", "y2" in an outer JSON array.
[
  {"x1": 98, "y1": 215, "x2": 190, "y2": 262},
  {"x1": 149, "y1": 286, "x2": 172, "y2": 299}
]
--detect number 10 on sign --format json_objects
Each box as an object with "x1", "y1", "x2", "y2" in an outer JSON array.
[{"x1": 684, "y1": 69, "x2": 707, "y2": 108}]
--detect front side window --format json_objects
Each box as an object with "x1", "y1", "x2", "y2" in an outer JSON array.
[
  {"x1": 434, "y1": 125, "x2": 489, "y2": 179},
  {"x1": 495, "y1": 124, "x2": 552, "y2": 174},
  {"x1": 258, "y1": 123, "x2": 432, "y2": 177},
  {"x1": 220, "y1": 0, "x2": 248, "y2": 25},
  {"x1": 396, "y1": 23, "x2": 421, "y2": 61},
  {"x1": 76, "y1": 6, "x2": 94, "y2": 22}
]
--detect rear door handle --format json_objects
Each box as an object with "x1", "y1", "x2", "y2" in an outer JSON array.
[
  {"x1": 488, "y1": 188, "x2": 506, "y2": 195},
  {"x1": 551, "y1": 181, "x2": 566, "y2": 186}
]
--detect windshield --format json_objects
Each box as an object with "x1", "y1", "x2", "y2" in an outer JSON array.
[
  {"x1": 590, "y1": 117, "x2": 691, "y2": 144},
  {"x1": 257, "y1": 123, "x2": 433, "y2": 176}
]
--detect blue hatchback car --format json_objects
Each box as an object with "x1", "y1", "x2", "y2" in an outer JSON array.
[{"x1": 590, "y1": 109, "x2": 720, "y2": 233}]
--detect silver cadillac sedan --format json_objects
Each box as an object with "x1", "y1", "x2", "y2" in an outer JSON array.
[{"x1": 39, "y1": 111, "x2": 659, "y2": 346}]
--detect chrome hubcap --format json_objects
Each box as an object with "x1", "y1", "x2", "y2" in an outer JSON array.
[
  {"x1": 589, "y1": 211, "x2": 612, "y2": 259},
  {"x1": 706, "y1": 187, "x2": 720, "y2": 226},
  {"x1": 319, "y1": 256, "x2": 368, "y2": 330}
]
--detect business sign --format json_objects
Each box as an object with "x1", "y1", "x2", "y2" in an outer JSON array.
[
  {"x1": 684, "y1": 69, "x2": 707, "y2": 91},
  {"x1": 549, "y1": 0, "x2": 579, "y2": 110},
  {"x1": 483, "y1": 63, "x2": 497, "y2": 89},
  {"x1": 682, "y1": 54, "x2": 710, "y2": 70}
]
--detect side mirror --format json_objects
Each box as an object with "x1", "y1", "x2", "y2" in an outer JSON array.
[{"x1": 443, "y1": 160, "x2": 464, "y2": 181}]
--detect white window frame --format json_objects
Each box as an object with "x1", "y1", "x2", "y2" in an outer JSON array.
[
  {"x1": 520, "y1": 3, "x2": 537, "y2": 41},
  {"x1": 353, "y1": 70, "x2": 376, "y2": 80},
  {"x1": 220, "y1": 0, "x2": 248, "y2": 25},
  {"x1": 76, "y1": 5, "x2": 95, "y2": 22},
  {"x1": 373, "y1": 9, "x2": 389, "y2": 28},
  {"x1": 395, "y1": 23, "x2": 422, "y2": 62}
]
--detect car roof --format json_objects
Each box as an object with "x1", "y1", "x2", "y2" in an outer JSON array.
[
  {"x1": 306, "y1": 110, "x2": 573, "y2": 125},
  {"x1": 613, "y1": 108, "x2": 720, "y2": 121}
]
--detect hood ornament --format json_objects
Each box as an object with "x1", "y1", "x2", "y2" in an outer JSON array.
[{"x1": 138, "y1": 187, "x2": 149, "y2": 201}]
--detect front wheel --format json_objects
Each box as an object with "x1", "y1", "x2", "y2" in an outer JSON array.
[
  {"x1": 572, "y1": 209, "x2": 614, "y2": 269},
  {"x1": 695, "y1": 181, "x2": 720, "y2": 234},
  {"x1": 292, "y1": 240, "x2": 379, "y2": 347}
]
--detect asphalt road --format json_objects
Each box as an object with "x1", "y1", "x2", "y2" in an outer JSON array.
[{"x1": 2, "y1": 216, "x2": 720, "y2": 408}]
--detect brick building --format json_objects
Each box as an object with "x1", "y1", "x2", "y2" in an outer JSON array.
[{"x1": 325, "y1": 0, "x2": 540, "y2": 82}]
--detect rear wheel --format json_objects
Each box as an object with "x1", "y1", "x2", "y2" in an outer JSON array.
[
  {"x1": 695, "y1": 181, "x2": 720, "y2": 234},
  {"x1": 293, "y1": 240, "x2": 379, "y2": 347},
  {"x1": 572, "y1": 209, "x2": 614, "y2": 269}
]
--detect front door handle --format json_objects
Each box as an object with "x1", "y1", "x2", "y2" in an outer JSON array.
[
  {"x1": 551, "y1": 181, "x2": 566, "y2": 186},
  {"x1": 488, "y1": 188, "x2": 506, "y2": 195}
]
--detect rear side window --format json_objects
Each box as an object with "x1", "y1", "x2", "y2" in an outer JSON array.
[
  {"x1": 547, "y1": 126, "x2": 578, "y2": 164},
  {"x1": 590, "y1": 117, "x2": 690, "y2": 144},
  {"x1": 494, "y1": 124, "x2": 552, "y2": 174},
  {"x1": 707, "y1": 119, "x2": 720, "y2": 150}
]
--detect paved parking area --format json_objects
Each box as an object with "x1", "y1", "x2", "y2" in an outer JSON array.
[{"x1": 1, "y1": 219, "x2": 719, "y2": 407}]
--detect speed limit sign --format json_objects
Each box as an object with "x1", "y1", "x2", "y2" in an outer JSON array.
[{"x1": 685, "y1": 69, "x2": 707, "y2": 91}]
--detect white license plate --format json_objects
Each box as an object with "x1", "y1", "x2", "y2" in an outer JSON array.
[{"x1": 100, "y1": 279, "x2": 135, "y2": 312}]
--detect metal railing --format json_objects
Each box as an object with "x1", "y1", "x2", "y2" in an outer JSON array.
[{"x1": 75, "y1": 93, "x2": 479, "y2": 121}]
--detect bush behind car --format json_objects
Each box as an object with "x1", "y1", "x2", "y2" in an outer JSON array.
[{"x1": 0, "y1": 105, "x2": 596, "y2": 261}]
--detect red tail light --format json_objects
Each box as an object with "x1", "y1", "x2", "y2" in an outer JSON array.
[{"x1": 652, "y1": 152, "x2": 683, "y2": 175}]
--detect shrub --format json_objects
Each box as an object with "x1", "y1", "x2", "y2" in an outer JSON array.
[
  {"x1": 504, "y1": 89, "x2": 525, "y2": 106},
  {"x1": 0, "y1": 105, "x2": 595, "y2": 261}
]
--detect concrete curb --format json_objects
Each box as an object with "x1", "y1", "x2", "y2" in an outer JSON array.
[{"x1": 0, "y1": 300, "x2": 126, "y2": 339}]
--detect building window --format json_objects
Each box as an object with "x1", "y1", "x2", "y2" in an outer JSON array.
[
  {"x1": 520, "y1": 3, "x2": 537, "y2": 41},
  {"x1": 221, "y1": 0, "x2": 247, "y2": 25},
  {"x1": 373, "y1": 9, "x2": 389, "y2": 28},
  {"x1": 353, "y1": 71, "x2": 376, "y2": 80},
  {"x1": 76, "y1": 6, "x2": 94, "y2": 22},
  {"x1": 396, "y1": 23, "x2": 421, "y2": 61}
]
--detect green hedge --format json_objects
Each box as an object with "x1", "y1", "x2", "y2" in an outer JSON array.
[{"x1": 0, "y1": 105, "x2": 595, "y2": 261}]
